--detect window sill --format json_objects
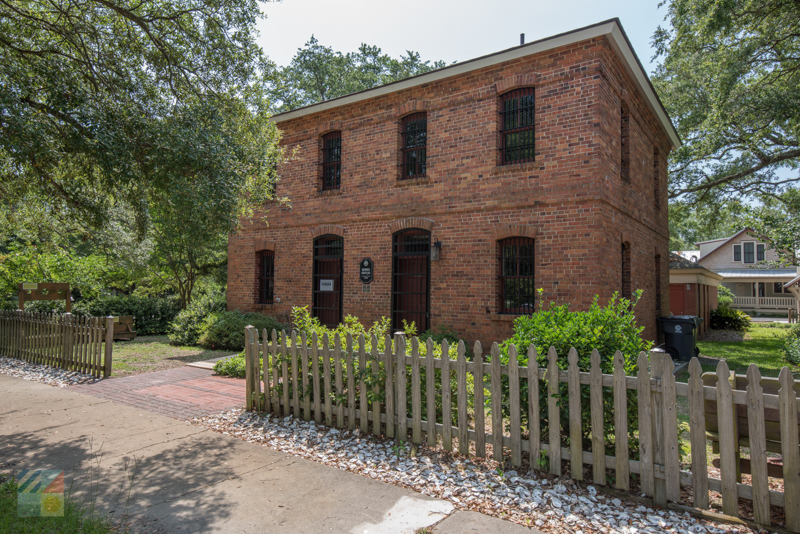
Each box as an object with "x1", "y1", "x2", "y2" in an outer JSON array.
[
  {"x1": 255, "y1": 303, "x2": 274, "y2": 309},
  {"x1": 491, "y1": 160, "x2": 541, "y2": 174},
  {"x1": 314, "y1": 188, "x2": 344, "y2": 198},
  {"x1": 395, "y1": 176, "x2": 433, "y2": 187}
]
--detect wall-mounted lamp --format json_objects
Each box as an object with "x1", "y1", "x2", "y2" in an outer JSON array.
[{"x1": 432, "y1": 240, "x2": 443, "y2": 261}]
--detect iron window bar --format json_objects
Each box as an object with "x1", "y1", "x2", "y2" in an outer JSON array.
[
  {"x1": 499, "y1": 88, "x2": 535, "y2": 165},
  {"x1": 392, "y1": 229, "x2": 431, "y2": 332},
  {"x1": 258, "y1": 250, "x2": 275, "y2": 304},
  {"x1": 497, "y1": 237, "x2": 535, "y2": 314},
  {"x1": 312, "y1": 235, "x2": 344, "y2": 327},
  {"x1": 321, "y1": 131, "x2": 342, "y2": 191},
  {"x1": 400, "y1": 113, "x2": 427, "y2": 179}
]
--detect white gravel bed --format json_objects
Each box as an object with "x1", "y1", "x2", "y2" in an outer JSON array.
[
  {"x1": 0, "y1": 356, "x2": 101, "y2": 387},
  {"x1": 193, "y1": 408, "x2": 768, "y2": 534}
]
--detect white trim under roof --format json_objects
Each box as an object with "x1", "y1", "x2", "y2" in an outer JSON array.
[{"x1": 272, "y1": 18, "x2": 681, "y2": 149}]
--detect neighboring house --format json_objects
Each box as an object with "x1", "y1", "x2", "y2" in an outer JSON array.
[
  {"x1": 668, "y1": 253, "x2": 721, "y2": 335},
  {"x1": 227, "y1": 19, "x2": 679, "y2": 344},
  {"x1": 693, "y1": 229, "x2": 798, "y2": 316}
]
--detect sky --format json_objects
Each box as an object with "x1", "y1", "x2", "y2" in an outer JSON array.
[{"x1": 256, "y1": 0, "x2": 669, "y2": 74}]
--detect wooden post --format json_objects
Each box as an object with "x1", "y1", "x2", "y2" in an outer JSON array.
[
  {"x1": 491, "y1": 342, "x2": 503, "y2": 462},
  {"x1": 568, "y1": 347, "x2": 581, "y2": 480},
  {"x1": 426, "y1": 338, "x2": 436, "y2": 447},
  {"x1": 371, "y1": 334, "x2": 381, "y2": 436},
  {"x1": 63, "y1": 313, "x2": 73, "y2": 372},
  {"x1": 103, "y1": 316, "x2": 114, "y2": 378},
  {"x1": 715, "y1": 360, "x2": 738, "y2": 516},
  {"x1": 457, "y1": 340, "x2": 470, "y2": 457},
  {"x1": 527, "y1": 344, "x2": 540, "y2": 469},
  {"x1": 245, "y1": 325, "x2": 254, "y2": 410},
  {"x1": 411, "y1": 337, "x2": 421, "y2": 444},
  {"x1": 745, "y1": 364, "x2": 769, "y2": 526},
  {"x1": 651, "y1": 351, "x2": 667, "y2": 508},
  {"x1": 302, "y1": 331, "x2": 311, "y2": 422},
  {"x1": 395, "y1": 334, "x2": 407, "y2": 441},
  {"x1": 442, "y1": 339, "x2": 452, "y2": 451},
  {"x1": 780, "y1": 366, "x2": 800, "y2": 532},
  {"x1": 687, "y1": 357, "x2": 709, "y2": 509},
  {"x1": 263, "y1": 329, "x2": 272, "y2": 415},
  {"x1": 359, "y1": 334, "x2": 368, "y2": 433},
  {"x1": 292, "y1": 331, "x2": 300, "y2": 419},
  {"x1": 547, "y1": 347, "x2": 561, "y2": 476},
  {"x1": 508, "y1": 344, "x2": 521, "y2": 466},
  {"x1": 346, "y1": 333, "x2": 355, "y2": 430},
  {"x1": 473, "y1": 341, "x2": 485, "y2": 458},
  {"x1": 384, "y1": 334, "x2": 395, "y2": 439},
  {"x1": 613, "y1": 350, "x2": 630, "y2": 491},
  {"x1": 591, "y1": 349, "x2": 607, "y2": 486}
]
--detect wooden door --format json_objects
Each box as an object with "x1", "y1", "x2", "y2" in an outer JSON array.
[
  {"x1": 392, "y1": 229, "x2": 430, "y2": 332},
  {"x1": 313, "y1": 235, "x2": 343, "y2": 327}
]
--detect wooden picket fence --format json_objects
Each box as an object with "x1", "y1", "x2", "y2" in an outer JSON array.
[
  {"x1": 243, "y1": 328, "x2": 800, "y2": 531},
  {"x1": 0, "y1": 310, "x2": 114, "y2": 378}
]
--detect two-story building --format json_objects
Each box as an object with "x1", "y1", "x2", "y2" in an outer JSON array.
[
  {"x1": 227, "y1": 19, "x2": 680, "y2": 344},
  {"x1": 690, "y1": 229, "x2": 798, "y2": 317}
]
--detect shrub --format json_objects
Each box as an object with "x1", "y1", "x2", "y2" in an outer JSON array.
[
  {"x1": 709, "y1": 306, "x2": 751, "y2": 331},
  {"x1": 499, "y1": 290, "x2": 652, "y2": 458},
  {"x1": 168, "y1": 290, "x2": 227, "y2": 346},
  {"x1": 783, "y1": 325, "x2": 800, "y2": 365},
  {"x1": 198, "y1": 311, "x2": 286, "y2": 352},
  {"x1": 72, "y1": 295, "x2": 181, "y2": 335},
  {"x1": 214, "y1": 352, "x2": 248, "y2": 378},
  {"x1": 717, "y1": 285, "x2": 735, "y2": 309}
]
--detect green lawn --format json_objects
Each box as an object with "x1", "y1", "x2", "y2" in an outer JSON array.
[
  {"x1": 676, "y1": 324, "x2": 795, "y2": 382},
  {"x1": 111, "y1": 336, "x2": 233, "y2": 377}
]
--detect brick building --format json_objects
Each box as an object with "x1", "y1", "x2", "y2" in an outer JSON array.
[{"x1": 228, "y1": 19, "x2": 680, "y2": 344}]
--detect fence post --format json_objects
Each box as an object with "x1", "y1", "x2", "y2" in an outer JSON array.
[
  {"x1": 651, "y1": 350, "x2": 667, "y2": 508},
  {"x1": 103, "y1": 316, "x2": 114, "y2": 378},
  {"x1": 245, "y1": 325, "x2": 254, "y2": 410},
  {"x1": 62, "y1": 313, "x2": 73, "y2": 371}
]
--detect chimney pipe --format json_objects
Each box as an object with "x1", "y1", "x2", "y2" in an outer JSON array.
[{"x1": 520, "y1": 33, "x2": 525, "y2": 45}]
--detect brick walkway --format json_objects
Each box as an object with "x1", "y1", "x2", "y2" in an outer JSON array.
[{"x1": 70, "y1": 366, "x2": 245, "y2": 420}]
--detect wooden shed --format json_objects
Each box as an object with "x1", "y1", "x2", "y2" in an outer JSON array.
[{"x1": 669, "y1": 253, "x2": 723, "y2": 335}]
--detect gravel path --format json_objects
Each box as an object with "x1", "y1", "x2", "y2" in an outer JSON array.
[
  {"x1": 193, "y1": 409, "x2": 766, "y2": 534},
  {"x1": 0, "y1": 356, "x2": 100, "y2": 387}
]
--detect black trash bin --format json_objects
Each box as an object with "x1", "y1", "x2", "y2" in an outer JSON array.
[{"x1": 658, "y1": 315, "x2": 703, "y2": 362}]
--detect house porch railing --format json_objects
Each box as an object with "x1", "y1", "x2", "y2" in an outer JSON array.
[{"x1": 732, "y1": 296, "x2": 796, "y2": 309}]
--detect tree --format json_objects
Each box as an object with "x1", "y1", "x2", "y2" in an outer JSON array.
[
  {"x1": 745, "y1": 189, "x2": 800, "y2": 267},
  {"x1": 653, "y1": 0, "x2": 800, "y2": 204},
  {"x1": 0, "y1": 0, "x2": 278, "y2": 233},
  {"x1": 668, "y1": 201, "x2": 746, "y2": 251},
  {"x1": 268, "y1": 36, "x2": 449, "y2": 112}
]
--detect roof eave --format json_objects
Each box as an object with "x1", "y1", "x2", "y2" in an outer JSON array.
[{"x1": 271, "y1": 19, "x2": 681, "y2": 149}]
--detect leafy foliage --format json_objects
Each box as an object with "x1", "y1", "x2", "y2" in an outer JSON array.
[
  {"x1": 499, "y1": 290, "x2": 652, "y2": 457},
  {"x1": 782, "y1": 325, "x2": 800, "y2": 365},
  {"x1": 267, "y1": 36, "x2": 448, "y2": 112},
  {"x1": 709, "y1": 306, "x2": 752, "y2": 331},
  {"x1": 213, "y1": 352, "x2": 249, "y2": 378},
  {"x1": 717, "y1": 285, "x2": 734, "y2": 309},
  {"x1": 198, "y1": 311, "x2": 286, "y2": 352},
  {"x1": 653, "y1": 0, "x2": 800, "y2": 203},
  {"x1": 73, "y1": 296, "x2": 181, "y2": 336},
  {"x1": 167, "y1": 289, "x2": 228, "y2": 346},
  {"x1": 745, "y1": 189, "x2": 800, "y2": 267}
]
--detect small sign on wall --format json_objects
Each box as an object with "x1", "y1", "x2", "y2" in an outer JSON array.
[
  {"x1": 360, "y1": 258, "x2": 374, "y2": 284},
  {"x1": 320, "y1": 279, "x2": 334, "y2": 292}
]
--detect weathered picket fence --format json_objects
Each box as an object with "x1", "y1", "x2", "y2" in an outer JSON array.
[
  {"x1": 0, "y1": 310, "x2": 114, "y2": 378},
  {"x1": 243, "y1": 327, "x2": 800, "y2": 531}
]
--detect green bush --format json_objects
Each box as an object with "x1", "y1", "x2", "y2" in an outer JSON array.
[
  {"x1": 499, "y1": 290, "x2": 652, "y2": 458},
  {"x1": 168, "y1": 290, "x2": 227, "y2": 346},
  {"x1": 198, "y1": 311, "x2": 286, "y2": 351},
  {"x1": 709, "y1": 306, "x2": 751, "y2": 331},
  {"x1": 213, "y1": 352, "x2": 248, "y2": 378},
  {"x1": 783, "y1": 325, "x2": 800, "y2": 365},
  {"x1": 71, "y1": 295, "x2": 181, "y2": 335},
  {"x1": 717, "y1": 285, "x2": 735, "y2": 309}
]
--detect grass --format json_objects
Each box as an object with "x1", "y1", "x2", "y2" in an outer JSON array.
[
  {"x1": 111, "y1": 336, "x2": 233, "y2": 377},
  {"x1": 675, "y1": 324, "x2": 796, "y2": 383},
  {"x1": 0, "y1": 475, "x2": 116, "y2": 534}
]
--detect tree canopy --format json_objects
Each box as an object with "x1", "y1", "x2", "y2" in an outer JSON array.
[
  {"x1": 267, "y1": 36, "x2": 449, "y2": 112},
  {"x1": 653, "y1": 0, "x2": 800, "y2": 205},
  {"x1": 0, "y1": 0, "x2": 279, "y2": 233}
]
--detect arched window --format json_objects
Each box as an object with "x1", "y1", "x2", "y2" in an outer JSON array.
[
  {"x1": 257, "y1": 250, "x2": 275, "y2": 304},
  {"x1": 401, "y1": 113, "x2": 427, "y2": 179},
  {"x1": 321, "y1": 131, "x2": 342, "y2": 190},
  {"x1": 313, "y1": 235, "x2": 343, "y2": 327},
  {"x1": 392, "y1": 229, "x2": 431, "y2": 331},
  {"x1": 499, "y1": 88, "x2": 535, "y2": 165},
  {"x1": 498, "y1": 237, "x2": 535, "y2": 314}
]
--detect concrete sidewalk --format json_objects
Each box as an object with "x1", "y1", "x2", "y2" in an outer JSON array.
[{"x1": 0, "y1": 374, "x2": 536, "y2": 533}]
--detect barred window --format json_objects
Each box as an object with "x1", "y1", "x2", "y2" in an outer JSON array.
[
  {"x1": 321, "y1": 131, "x2": 342, "y2": 190},
  {"x1": 499, "y1": 88, "x2": 535, "y2": 165},
  {"x1": 401, "y1": 113, "x2": 427, "y2": 179},
  {"x1": 498, "y1": 237, "x2": 535, "y2": 314},
  {"x1": 258, "y1": 250, "x2": 275, "y2": 304}
]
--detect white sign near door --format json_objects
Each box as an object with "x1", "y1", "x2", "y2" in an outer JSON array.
[{"x1": 320, "y1": 279, "x2": 334, "y2": 292}]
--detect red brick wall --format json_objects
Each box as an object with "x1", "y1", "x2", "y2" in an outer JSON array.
[{"x1": 228, "y1": 35, "x2": 672, "y2": 346}]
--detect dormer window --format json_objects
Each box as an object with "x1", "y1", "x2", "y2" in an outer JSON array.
[{"x1": 321, "y1": 131, "x2": 342, "y2": 190}]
